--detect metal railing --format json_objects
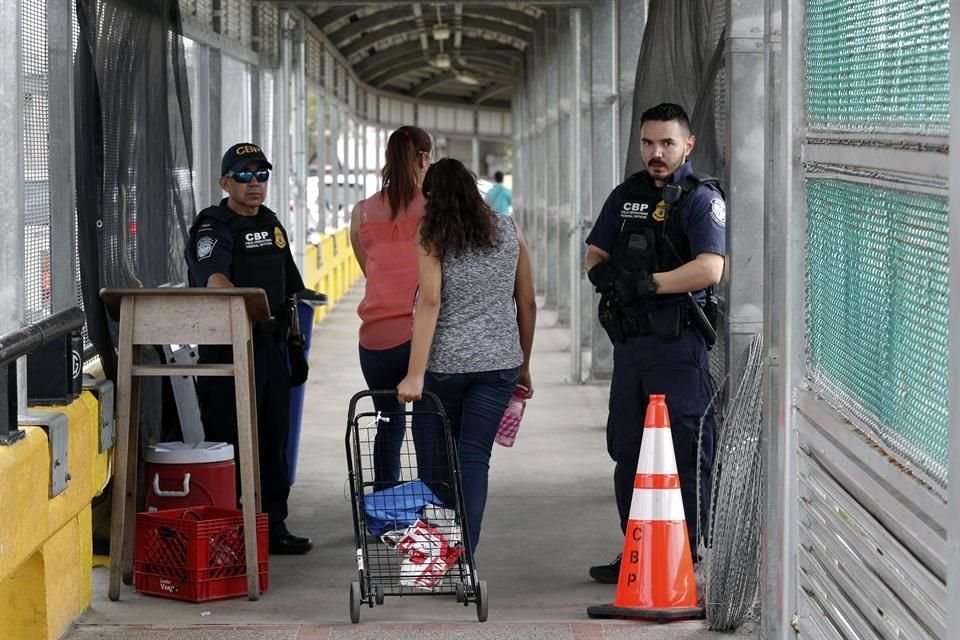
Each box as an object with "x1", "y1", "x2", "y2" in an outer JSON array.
[{"x1": 0, "y1": 307, "x2": 86, "y2": 445}]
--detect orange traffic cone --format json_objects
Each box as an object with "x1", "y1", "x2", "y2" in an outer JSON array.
[{"x1": 587, "y1": 394, "x2": 704, "y2": 622}]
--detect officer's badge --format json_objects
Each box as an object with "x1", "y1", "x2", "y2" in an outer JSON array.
[
  {"x1": 652, "y1": 200, "x2": 666, "y2": 222},
  {"x1": 710, "y1": 198, "x2": 726, "y2": 227},
  {"x1": 196, "y1": 236, "x2": 217, "y2": 261},
  {"x1": 274, "y1": 227, "x2": 287, "y2": 249}
]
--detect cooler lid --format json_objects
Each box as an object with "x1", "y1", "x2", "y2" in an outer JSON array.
[{"x1": 144, "y1": 441, "x2": 235, "y2": 464}]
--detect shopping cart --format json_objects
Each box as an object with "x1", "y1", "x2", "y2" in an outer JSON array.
[{"x1": 345, "y1": 390, "x2": 487, "y2": 623}]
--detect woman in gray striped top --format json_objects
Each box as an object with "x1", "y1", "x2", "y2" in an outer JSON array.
[{"x1": 397, "y1": 158, "x2": 537, "y2": 553}]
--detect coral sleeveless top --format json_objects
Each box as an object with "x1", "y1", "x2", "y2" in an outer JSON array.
[{"x1": 356, "y1": 190, "x2": 426, "y2": 350}]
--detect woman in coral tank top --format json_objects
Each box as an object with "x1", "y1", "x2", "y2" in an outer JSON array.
[{"x1": 350, "y1": 126, "x2": 432, "y2": 486}]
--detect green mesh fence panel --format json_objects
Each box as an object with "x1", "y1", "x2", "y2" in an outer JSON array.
[
  {"x1": 805, "y1": 0, "x2": 950, "y2": 134},
  {"x1": 806, "y1": 179, "x2": 948, "y2": 485}
]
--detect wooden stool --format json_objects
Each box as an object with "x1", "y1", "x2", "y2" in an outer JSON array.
[{"x1": 100, "y1": 287, "x2": 270, "y2": 601}]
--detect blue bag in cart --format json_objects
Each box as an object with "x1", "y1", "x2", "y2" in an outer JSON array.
[{"x1": 363, "y1": 479, "x2": 441, "y2": 537}]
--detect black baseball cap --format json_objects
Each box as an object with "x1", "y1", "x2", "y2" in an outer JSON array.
[{"x1": 221, "y1": 143, "x2": 273, "y2": 176}]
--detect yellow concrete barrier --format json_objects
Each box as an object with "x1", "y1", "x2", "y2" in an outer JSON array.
[
  {"x1": 303, "y1": 227, "x2": 362, "y2": 324},
  {"x1": 0, "y1": 392, "x2": 108, "y2": 640}
]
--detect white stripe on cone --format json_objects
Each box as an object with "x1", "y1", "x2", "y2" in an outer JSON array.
[
  {"x1": 628, "y1": 487, "x2": 686, "y2": 521},
  {"x1": 637, "y1": 427, "x2": 678, "y2": 476}
]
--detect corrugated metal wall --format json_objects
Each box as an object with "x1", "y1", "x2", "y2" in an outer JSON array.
[{"x1": 797, "y1": 1, "x2": 949, "y2": 637}]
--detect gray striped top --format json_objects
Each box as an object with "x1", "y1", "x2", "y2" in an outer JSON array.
[{"x1": 427, "y1": 215, "x2": 523, "y2": 374}]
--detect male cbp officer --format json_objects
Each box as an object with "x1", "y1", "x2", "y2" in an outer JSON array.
[
  {"x1": 584, "y1": 104, "x2": 725, "y2": 582},
  {"x1": 186, "y1": 143, "x2": 312, "y2": 555}
]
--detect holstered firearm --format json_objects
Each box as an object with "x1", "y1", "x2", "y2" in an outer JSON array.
[{"x1": 598, "y1": 295, "x2": 626, "y2": 344}]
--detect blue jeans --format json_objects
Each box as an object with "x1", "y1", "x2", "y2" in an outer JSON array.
[
  {"x1": 358, "y1": 341, "x2": 411, "y2": 486},
  {"x1": 413, "y1": 367, "x2": 519, "y2": 552}
]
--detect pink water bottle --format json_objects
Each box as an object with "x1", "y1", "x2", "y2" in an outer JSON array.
[{"x1": 496, "y1": 385, "x2": 528, "y2": 447}]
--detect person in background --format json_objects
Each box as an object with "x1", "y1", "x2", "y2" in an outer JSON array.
[
  {"x1": 397, "y1": 158, "x2": 536, "y2": 553},
  {"x1": 350, "y1": 126, "x2": 433, "y2": 486},
  {"x1": 186, "y1": 142, "x2": 312, "y2": 555},
  {"x1": 485, "y1": 171, "x2": 512, "y2": 216}
]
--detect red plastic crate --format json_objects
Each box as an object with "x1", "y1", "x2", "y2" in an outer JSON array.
[{"x1": 134, "y1": 506, "x2": 269, "y2": 602}]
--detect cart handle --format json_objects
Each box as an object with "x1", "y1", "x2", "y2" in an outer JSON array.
[{"x1": 347, "y1": 389, "x2": 446, "y2": 424}]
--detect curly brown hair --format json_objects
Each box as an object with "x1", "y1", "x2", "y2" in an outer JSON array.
[{"x1": 419, "y1": 158, "x2": 499, "y2": 258}]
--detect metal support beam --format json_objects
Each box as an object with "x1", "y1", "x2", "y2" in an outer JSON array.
[
  {"x1": 340, "y1": 17, "x2": 529, "y2": 59},
  {"x1": 469, "y1": 136, "x2": 479, "y2": 175},
  {"x1": 544, "y1": 10, "x2": 560, "y2": 311},
  {"x1": 354, "y1": 115, "x2": 362, "y2": 209},
  {"x1": 276, "y1": 10, "x2": 292, "y2": 229},
  {"x1": 47, "y1": 0, "x2": 76, "y2": 313},
  {"x1": 361, "y1": 120, "x2": 369, "y2": 198},
  {"x1": 194, "y1": 45, "x2": 212, "y2": 209},
  {"x1": 531, "y1": 20, "x2": 547, "y2": 295},
  {"x1": 315, "y1": 88, "x2": 328, "y2": 232},
  {"x1": 251, "y1": 66, "x2": 262, "y2": 148},
  {"x1": 569, "y1": 8, "x2": 585, "y2": 382},
  {"x1": 725, "y1": 0, "x2": 766, "y2": 394},
  {"x1": 209, "y1": 49, "x2": 223, "y2": 209},
  {"x1": 413, "y1": 73, "x2": 460, "y2": 98},
  {"x1": 0, "y1": 0, "x2": 24, "y2": 415},
  {"x1": 333, "y1": 105, "x2": 343, "y2": 226},
  {"x1": 762, "y1": 0, "x2": 801, "y2": 638},
  {"x1": 260, "y1": 0, "x2": 603, "y2": 5},
  {"x1": 587, "y1": 0, "x2": 619, "y2": 379},
  {"x1": 948, "y1": 1, "x2": 960, "y2": 638},
  {"x1": 292, "y1": 17, "x2": 308, "y2": 275},
  {"x1": 556, "y1": 8, "x2": 572, "y2": 327},
  {"x1": 473, "y1": 84, "x2": 511, "y2": 105}
]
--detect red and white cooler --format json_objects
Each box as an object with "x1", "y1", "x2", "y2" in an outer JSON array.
[{"x1": 144, "y1": 441, "x2": 237, "y2": 512}]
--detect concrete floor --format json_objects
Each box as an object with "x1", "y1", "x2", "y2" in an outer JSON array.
[{"x1": 66, "y1": 287, "x2": 756, "y2": 639}]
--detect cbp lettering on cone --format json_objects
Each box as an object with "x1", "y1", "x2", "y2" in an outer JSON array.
[
  {"x1": 584, "y1": 104, "x2": 725, "y2": 582},
  {"x1": 185, "y1": 143, "x2": 313, "y2": 555}
]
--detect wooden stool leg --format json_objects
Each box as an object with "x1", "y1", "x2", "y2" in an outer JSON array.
[
  {"x1": 121, "y1": 376, "x2": 140, "y2": 585},
  {"x1": 107, "y1": 386, "x2": 130, "y2": 600},
  {"x1": 108, "y1": 299, "x2": 136, "y2": 600},
  {"x1": 231, "y1": 300, "x2": 260, "y2": 600}
]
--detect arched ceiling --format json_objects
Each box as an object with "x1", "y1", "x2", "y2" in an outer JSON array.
[{"x1": 302, "y1": 3, "x2": 547, "y2": 108}]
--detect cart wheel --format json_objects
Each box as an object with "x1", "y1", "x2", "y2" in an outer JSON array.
[
  {"x1": 455, "y1": 581, "x2": 466, "y2": 604},
  {"x1": 475, "y1": 580, "x2": 488, "y2": 622},
  {"x1": 349, "y1": 581, "x2": 361, "y2": 624},
  {"x1": 374, "y1": 584, "x2": 385, "y2": 605}
]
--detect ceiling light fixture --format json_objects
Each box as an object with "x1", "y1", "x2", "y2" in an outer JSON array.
[
  {"x1": 455, "y1": 72, "x2": 479, "y2": 86},
  {"x1": 434, "y1": 53, "x2": 451, "y2": 69},
  {"x1": 433, "y1": 24, "x2": 451, "y2": 41},
  {"x1": 432, "y1": 5, "x2": 450, "y2": 41}
]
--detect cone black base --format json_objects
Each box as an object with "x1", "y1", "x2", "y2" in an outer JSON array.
[{"x1": 586, "y1": 603, "x2": 705, "y2": 623}]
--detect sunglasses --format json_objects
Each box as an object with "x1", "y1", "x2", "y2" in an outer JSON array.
[{"x1": 228, "y1": 169, "x2": 270, "y2": 184}]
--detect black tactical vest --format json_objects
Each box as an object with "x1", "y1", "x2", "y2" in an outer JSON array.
[
  {"x1": 191, "y1": 203, "x2": 289, "y2": 317},
  {"x1": 610, "y1": 172, "x2": 692, "y2": 309}
]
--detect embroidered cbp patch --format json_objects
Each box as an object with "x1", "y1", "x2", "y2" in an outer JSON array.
[
  {"x1": 710, "y1": 198, "x2": 726, "y2": 227},
  {"x1": 196, "y1": 236, "x2": 217, "y2": 261}
]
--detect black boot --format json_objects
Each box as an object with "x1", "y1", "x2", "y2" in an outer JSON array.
[
  {"x1": 588, "y1": 553, "x2": 621, "y2": 584},
  {"x1": 269, "y1": 522, "x2": 313, "y2": 555}
]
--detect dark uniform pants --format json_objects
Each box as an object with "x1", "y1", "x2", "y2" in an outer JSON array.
[
  {"x1": 608, "y1": 328, "x2": 716, "y2": 554},
  {"x1": 197, "y1": 334, "x2": 291, "y2": 531}
]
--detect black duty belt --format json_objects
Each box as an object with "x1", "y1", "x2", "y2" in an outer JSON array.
[{"x1": 621, "y1": 305, "x2": 693, "y2": 337}]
